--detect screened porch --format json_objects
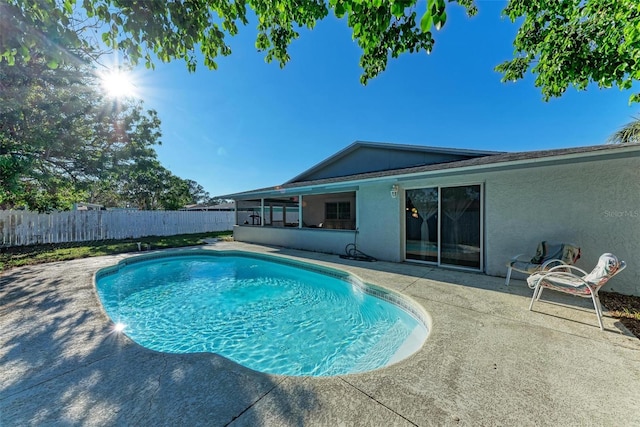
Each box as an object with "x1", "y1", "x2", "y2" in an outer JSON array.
[{"x1": 234, "y1": 191, "x2": 356, "y2": 231}]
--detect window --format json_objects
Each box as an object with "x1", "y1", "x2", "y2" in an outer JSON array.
[{"x1": 326, "y1": 202, "x2": 351, "y2": 220}]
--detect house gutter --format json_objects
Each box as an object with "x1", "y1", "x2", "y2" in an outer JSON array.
[{"x1": 392, "y1": 144, "x2": 640, "y2": 183}]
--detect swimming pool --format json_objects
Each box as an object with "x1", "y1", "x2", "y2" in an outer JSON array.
[{"x1": 95, "y1": 250, "x2": 429, "y2": 376}]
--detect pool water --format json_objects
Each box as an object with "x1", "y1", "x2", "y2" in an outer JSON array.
[{"x1": 96, "y1": 253, "x2": 428, "y2": 376}]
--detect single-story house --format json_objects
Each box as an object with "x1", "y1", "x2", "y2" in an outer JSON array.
[{"x1": 220, "y1": 141, "x2": 640, "y2": 296}]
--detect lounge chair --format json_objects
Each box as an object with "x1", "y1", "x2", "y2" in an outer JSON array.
[
  {"x1": 505, "y1": 241, "x2": 581, "y2": 285},
  {"x1": 527, "y1": 253, "x2": 626, "y2": 330}
]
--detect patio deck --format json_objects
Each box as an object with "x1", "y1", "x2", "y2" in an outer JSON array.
[{"x1": 1, "y1": 241, "x2": 639, "y2": 426}]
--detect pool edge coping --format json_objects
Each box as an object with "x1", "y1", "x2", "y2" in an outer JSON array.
[{"x1": 92, "y1": 247, "x2": 433, "y2": 374}]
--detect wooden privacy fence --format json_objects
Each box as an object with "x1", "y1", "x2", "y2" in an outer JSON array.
[{"x1": 0, "y1": 210, "x2": 235, "y2": 247}]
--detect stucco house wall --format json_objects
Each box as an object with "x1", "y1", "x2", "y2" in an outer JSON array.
[
  {"x1": 483, "y1": 156, "x2": 639, "y2": 296},
  {"x1": 356, "y1": 155, "x2": 639, "y2": 296},
  {"x1": 227, "y1": 144, "x2": 640, "y2": 296},
  {"x1": 354, "y1": 183, "x2": 403, "y2": 262},
  {"x1": 233, "y1": 226, "x2": 356, "y2": 255}
]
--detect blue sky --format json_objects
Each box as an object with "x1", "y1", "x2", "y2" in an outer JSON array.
[{"x1": 129, "y1": 1, "x2": 639, "y2": 198}]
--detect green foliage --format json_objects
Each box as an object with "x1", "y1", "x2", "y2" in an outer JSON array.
[
  {"x1": 0, "y1": 57, "x2": 99, "y2": 211},
  {"x1": 2, "y1": 0, "x2": 639, "y2": 104},
  {"x1": 608, "y1": 116, "x2": 640, "y2": 144},
  {"x1": 1, "y1": 0, "x2": 477, "y2": 86},
  {"x1": 185, "y1": 180, "x2": 213, "y2": 205},
  {"x1": 0, "y1": 53, "x2": 208, "y2": 211},
  {"x1": 331, "y1": 0, "x2": 439, "y2": 84},
  {"x1": 496, "y1": 0, "x2": 640, "y2": 104}
]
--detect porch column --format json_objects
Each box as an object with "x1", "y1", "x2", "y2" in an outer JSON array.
[
  {"x1": 283, "y1": 203, "x2": 287, "y2": 225},
  {"x1": 269, "y1": 202, "x2": 273, "y2": 225},
  {"x1": 260, "y1": 198, "x2": 264, "y2": 227},
  {"x1": 299, "y1": 195, "x2": 303, "y2": 228},
  {"x1": 234, "y1": 199, "x2": 238, "y2": 225}
]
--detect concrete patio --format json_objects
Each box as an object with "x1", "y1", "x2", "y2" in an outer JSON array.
[{"x1": 1, "y1": 241, "x2": 639, "y2": 426}]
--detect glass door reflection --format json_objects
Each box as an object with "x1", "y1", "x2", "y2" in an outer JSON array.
[
  {"x1": 405, "y1": 188, "x2": 439, "y2": 262},
  {"x1": 440, "y1": 185, "x2": 481, "y2": 269},
  {"x1": 405, "y1": 185, "x2": 482, "y2": 270}
]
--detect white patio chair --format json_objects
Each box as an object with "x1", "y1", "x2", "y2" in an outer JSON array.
[
  {"x1": 505, "y1": 241, "x2": 581, "y2": 285},
  {"x1": 527, "y1": 253, "x2": 626, "y2": 331}
]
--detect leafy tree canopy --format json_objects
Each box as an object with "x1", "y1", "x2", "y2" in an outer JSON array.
[
  {"x1": 496, "y1": 0, "x2": 640, "y2": 104},
  {"x1": 0, "y1": 53, "x2": 209, "y2": 211},
  {"x1": 2, "y1": 0, "x2": 639, "y2": 102},
  {"x1": 608, "y1": 116, "x2": 640, "y2": 144}
]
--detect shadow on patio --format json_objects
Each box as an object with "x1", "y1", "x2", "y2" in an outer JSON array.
[{"x1": 0, "y1": 262, "x2": 318, "y2": 426}]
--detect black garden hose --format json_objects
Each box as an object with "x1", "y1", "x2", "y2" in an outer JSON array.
[{"x1": 339, "y1": 229, "x2": 377, "y2": 262}]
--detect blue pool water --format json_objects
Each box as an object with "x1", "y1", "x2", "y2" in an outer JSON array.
[{"x1": 96, "y1": 252, "x2": 428, "y2": 376}]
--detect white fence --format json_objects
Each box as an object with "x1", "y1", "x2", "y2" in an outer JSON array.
[{"x1": 0, "y1": 210, "x2": 235, "y2": 247}]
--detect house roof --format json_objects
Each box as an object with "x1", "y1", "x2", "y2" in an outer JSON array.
[
  {"x1": 285, "y1": 140, "x2": 503, "y2": 184},
  {"x1": 182, "y1": 202, "x2": 235, "y2": 210},
  {"x1": 219, "y1": 143, "x2": 640, "y2": 199}
]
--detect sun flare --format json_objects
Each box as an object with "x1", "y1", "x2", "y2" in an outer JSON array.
[
  {"x1": 99, "y1": 69, "x2": 137, "y2": 99},
  {"x1": 113, "y1": 322, "x2": 126, "y2": 333}
]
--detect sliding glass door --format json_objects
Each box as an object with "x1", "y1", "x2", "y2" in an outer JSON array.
[
  {"x1": 405, "y1": 184, "x2": 482, "y2": 270},
  {"x1": 405, "y1": 187, "x2": 439, "y2": 262}
]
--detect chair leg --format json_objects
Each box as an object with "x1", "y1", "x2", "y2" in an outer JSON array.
[
  {"x1": 591, "y1": 292, "x2": 604, "y2": 331},
  {"x1": 505, "y1": 267, "x2": 512, "y2": 286},
  {"x1": 529, "y1": 285, "x2": 540, "y2": 311}
]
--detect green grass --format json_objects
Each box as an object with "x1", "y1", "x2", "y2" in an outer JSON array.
[{"x1": 0, "y1": 231, "x2": 233, "y2": 271}]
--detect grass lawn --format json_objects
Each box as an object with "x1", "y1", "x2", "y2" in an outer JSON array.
[
  {"x1": 0, "y1": 231, "x2": 232, "y2": 271},
  {"x1": 1, "y1": 231, "x2": 638, "y2": 339}
]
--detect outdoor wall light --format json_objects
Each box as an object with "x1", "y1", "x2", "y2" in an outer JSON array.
[{"x1": 390, "y1": 184, "x2": 399, "y2": 198}]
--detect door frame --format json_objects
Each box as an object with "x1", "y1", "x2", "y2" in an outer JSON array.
[{"x1": 403, "y1": 182, "x2": 484, "y2": 272}]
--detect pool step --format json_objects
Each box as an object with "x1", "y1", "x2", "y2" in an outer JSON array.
[{"x1": 349, "y1": 320, "x2": 407, "y2": 372}]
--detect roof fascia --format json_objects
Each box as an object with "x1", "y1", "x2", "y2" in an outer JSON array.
[
  {"x1": 352, "y1": 140, "x2": 504, "y2": 156},
  {"x1": 231, "y1": 185, "x2": 361, "y2": 200}
]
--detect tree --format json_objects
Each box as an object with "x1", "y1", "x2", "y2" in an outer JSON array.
[
  {"x1": 0, "y1": 52, "x2": 210, "y2": 211},
  {"x1": 184, "y1": 180, "x2": 212, "y2": 205},
  {"x1": 608, "y1": 117, "x2": 640, "y2": 144},
  {"x1": 0, "y1": 55, "x2": 101, "y2": 211},
  {"x1": 496, "y1": 1, "x2": 640, "y2": 104},
  {"x1": 2, "y1": 0, "x2": 639, "y2": 103},
  {"x1": 114, "y1": 160, "x2": 191, "y2": 210}
]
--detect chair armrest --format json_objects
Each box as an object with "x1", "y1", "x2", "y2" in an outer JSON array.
[
  {"x1": 541, "y1": 271, "x2": 589, "y2": 288},
  {"x1": 532, "y1": 264, "x2": 593, "y2": 288},
  {"x1": 529, "y1": 269, "x2": 590, "y2": 290},
  {"x1": 545, "y1": 264, "x2": 589, "y2": 276},
  {"x1": 510, "y1": 253, "x2": 528, "y2": 262}
]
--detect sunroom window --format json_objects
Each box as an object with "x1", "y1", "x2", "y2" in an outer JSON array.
[{"x1": 326, "y1": 202, "x2": 351, "y2": 220}]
